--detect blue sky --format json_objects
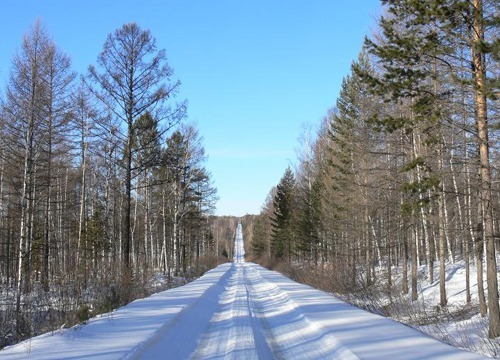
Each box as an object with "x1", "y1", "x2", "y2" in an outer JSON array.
[{"x1": 0, "y1": 1, "x2": 380, "y2": 217}]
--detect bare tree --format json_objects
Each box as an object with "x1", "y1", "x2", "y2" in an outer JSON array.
[
  {"x1": 87, "y1": 22, "x2": 186, "y2": 294},
  {"x1": 4, "y1": 21, "x2": 50, "y2": 320}
]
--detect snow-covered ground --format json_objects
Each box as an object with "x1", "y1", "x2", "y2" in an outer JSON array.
[
  {"x1": 385, "y1": 258, "x2": 500, "y2": 357},
  {"x1": 0, "y1": 224, "x2": 490, "y2": 359}
]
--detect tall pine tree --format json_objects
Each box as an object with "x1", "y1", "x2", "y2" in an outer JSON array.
[{"x1": 270, "y1": 167, "x2": 295, "y2": 262}]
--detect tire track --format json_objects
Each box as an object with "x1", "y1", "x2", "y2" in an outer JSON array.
[
  {"x1": 191, "y1": 263, "x2": 273, "y2": 359},
  {"x1": 244, "y1": 263, "x2": 360, "y2": 360}
]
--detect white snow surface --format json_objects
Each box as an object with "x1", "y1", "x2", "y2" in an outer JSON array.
[{"x1": 1, "y1": 224, "x2": 489, "y2": 359}]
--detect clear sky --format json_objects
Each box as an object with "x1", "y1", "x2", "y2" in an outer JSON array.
[{"x1": 0, "y1": 1, "x2": 380, "y2": 217}]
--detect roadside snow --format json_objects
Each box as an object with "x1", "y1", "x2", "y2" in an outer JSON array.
[
  {"x1": 0, "y1": 224, "x2": 489, "y2": 359},
  {"x1": 392, "y1": 259, "x2": 500, "y2": 357}
]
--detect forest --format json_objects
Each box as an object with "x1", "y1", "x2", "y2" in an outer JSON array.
[
  {"x1": 248, "y1": 0, "x2": 500, "y2": 346},
  {"x1": 1, "y1": 0, "x2": 499, "y2": 355},
  {"x1": 0, "y1": 21, "x2": 241, "y2": 348}
]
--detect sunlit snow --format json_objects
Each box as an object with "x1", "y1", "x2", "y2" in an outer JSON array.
[{"x1": 0, "y1": 223, "x2": 488, "y2": 359}]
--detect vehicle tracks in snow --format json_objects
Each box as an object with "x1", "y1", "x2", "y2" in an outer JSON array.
[
  {"x1": 4, "y1": 223, "x2": 485, "y2": 359},
  {"x1": 191, "y1": 263, "x2": 273, "y2": 359},
  {"x1": 244, "y1": 262, "x2": 359, "y2": 360},
  {"x1": 188, "y1": 261, "x2": 358, "y2": 360},
  {"x1": 185, "y1": 222, "x2": 358, "y2": 359}
]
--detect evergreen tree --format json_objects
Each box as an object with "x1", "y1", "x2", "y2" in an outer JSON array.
[
  {"x1": 251, "y1": 214, "x2": 269, "y2": 260},
  {"x1": 133, "y1": 111, "x2": 162, "y2": 174},
  {"x1": 295, "y1": 177, "x2": 321, "y2": 263},
  {"x1": 359, "y1": 4, "x2": 443, "y2": 300},
  {"x1": 270, "y1": 167, "x2": 295, "y2": 262},
  {"x1": 363, "y1": 0, "x2": 499, "y2": 337},
  {"x1": 292, "y1": 125, "x2": 323, "y2": 265},
  {"x1": 250, "y1": 189, "x2": 274, "y2": 261},
  {"x1": 323, "y1": 51, "x2": 381, "y2": 286}
]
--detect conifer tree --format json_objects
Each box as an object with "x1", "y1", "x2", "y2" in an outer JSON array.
[
  {"x1": 270, "y1": 167, "x2": 295, "y2": 262},
  {"x1": 364, "y1": 0, "x2": 499, "y2": 338},
  {"x1": 324, "y1": 51, "x2": 381, "y2": 286},
  {"x1": 251, "y1": 214, "x2": 269, "y2": 259}
]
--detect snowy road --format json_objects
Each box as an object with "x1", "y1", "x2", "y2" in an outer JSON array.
[{"x1": 1, "y1": 224, "x2": 487, "y2": 359}]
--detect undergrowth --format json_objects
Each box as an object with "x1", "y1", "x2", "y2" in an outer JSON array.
[{"x1": 0, "y1": 255, "x2": 229, "y2": 350}]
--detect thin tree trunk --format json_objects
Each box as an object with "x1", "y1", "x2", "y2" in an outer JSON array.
[
  {"x1": 438, "y1": 188, "x2": 447, "y2": 307},
  {"x1": 365, "y1": 206, "x2": 372, "y2": 286},
  {"x1": 465, "y1": 138, "x2": 477, "y2": 308},
  {"x1": 472, "y1": 0, "x2": 499, "y2": 338},
  {"x1": 161, "y1": 190, "x2": 168, "y2": 275},
  {"x1": 369, "y1": 215, "x2": 382, "y2": 266},
  {"x1": 77, "y1": 120, "x2": 88, "y2": 270},
  {"x1": 132, "y1": 186, "x2": 139, "y2": 277},
  {"x1": 123, "y1": 127, "x2": 133, "y2": 298},
  {"x1": 437, "y1": 140, "x2": 447, "y2": 307},
  {"x1": 441, "y1": 180, "x2": 453, "y2": 263},
  {"x1": 42, "y1": 118, "x2": 53, "y2": 292},
  {"x1": 16, "y1": 144, "x2": 31, "y2": 317},
  {"x1": 476, "y1": 215, "x2": 487, "y2": 317},
  {"x1": 411, "y1": 223, "x2": 418, "y2": 301},
  {"x1": 412, "y1": 132, "x2": 431, "y2": 280},
  {"x1": 402, "y1": 233, "x2": 409, "y2": 295}
]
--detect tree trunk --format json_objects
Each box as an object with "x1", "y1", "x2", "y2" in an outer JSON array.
[
  {"x1": 437, "y1": 141, "x2": 447, "y2": 307},
  {"x1": 476, "y1": 218, "x2": 487, "y2": 317},
  {"x1": 472, "y1": 0, "x2": 500, "y2": 338},
  {"x1": 42, "y1": 116, "x2": 53, "y2": 293},
  {"x1": 122, "y1": 115, "x2": 133, "y2": 299},
  {"x1": 412, "y1": 131, "x2": 432, "y2": 281},
  {"x1": 77, "y1": 119, "x2": 88, "y2": 272},
  {"x1": 161, "y1": 190, "x2": 169, "y2": 275},
  {"x1": 365, "y1": 206, "x2": 372, "y2": 286},
  {"x1": 16, "y1": 145, "x2": 31, "y2": 318},
  {"x1": 411, "y1": 224, "x2": 418, "y2": 301},
  {"x1": 438, "y1": 189, "x2": 447, "y2": 307}
]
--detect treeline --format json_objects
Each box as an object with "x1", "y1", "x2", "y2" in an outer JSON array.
[
  {"x1": 250, "y1": 0, "x2": 500, "y2": 338},
  {"x1": 0, "y1": 21, "x2": 228, "y2": 346}
]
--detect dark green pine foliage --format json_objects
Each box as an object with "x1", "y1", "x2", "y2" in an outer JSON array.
[
  {"x1": 322, "y1": 50, "x2": 385, "y2": 287},
  {"x1": 164, "y1": 131, "x2": 189, "y2": 185},
  {"x1": 295, "y1": 175, "x2": 322, "y2": 265},
  {"x1": 251, "y1": 214, "x2": 269, "y2": 259},
  {"x1": 328, "y1": 84, "x2": 357, "y2": 218},
  {"x1": 370, "y1": 0, "x2": 500, "y2": 339},
  {"x1": 378, "y1": 0, "x2": 498, "y2": 102},
  {"x1": 361, "y1": 0, "x2": 449, "y2": 126},
  {"x1": 270, "y1": 167, "x2": 295, "y2": 261},
  {"x1": 85, "y1": 202, "x2": 110, "y2": 255},
  {"x1": 133, "y1": 111, "x2": 162, "y2": 173},
  {"x1": 327, "y1": 51, "x2": 373, "y2": 234},
  {"x1": 359, "y1": 1, "x2": 447, "y2": 209}
]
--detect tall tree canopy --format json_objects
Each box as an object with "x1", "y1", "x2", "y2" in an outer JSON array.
[{"x1": 87, "y1": 22, "x2": 186, "y2": 290}]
